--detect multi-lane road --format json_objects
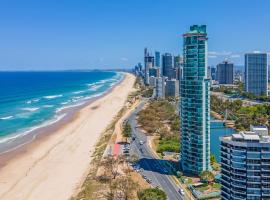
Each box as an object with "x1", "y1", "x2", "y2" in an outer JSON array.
[{"x1": 126, "y1": 98, "x2": 185, "y2": 200}]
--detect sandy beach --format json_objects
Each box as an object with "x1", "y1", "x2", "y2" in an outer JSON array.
[{"x1": 0, "y1": 73, "x2": 136, "y2": 200}]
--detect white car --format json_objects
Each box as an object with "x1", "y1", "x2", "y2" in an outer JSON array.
[
  {"x1": 139, "y1": 140, "x2": 144, "y2": 145},
  {"x1": 179, "y1": 188, "x2": 185, "y2": 196}
]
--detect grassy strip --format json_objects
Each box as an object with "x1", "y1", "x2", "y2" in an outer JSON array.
[
  {"x1": 157, "y1": 138, "x2": 180, "y2": 153},
  {"x1": 71, "y1": 106, "x2": 127, "y2": 200}
]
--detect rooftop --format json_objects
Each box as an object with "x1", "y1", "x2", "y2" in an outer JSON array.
[{"x1": 184, "y1": 25, "x2": 207, "y2": 35}]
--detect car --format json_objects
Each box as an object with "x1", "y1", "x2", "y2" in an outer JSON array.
[
  {"x1": 179, "y1": 188, "x2": 185, "y2": 196},
  {"x1": 132, "y1": 136, "x2": 136, "y2": 141},
  {"x1": 146, "y1": 179, "x2": 152, "y2": 184},
  {"x1": 139, "y1": 140, "x2": 144, "y2": 145}
]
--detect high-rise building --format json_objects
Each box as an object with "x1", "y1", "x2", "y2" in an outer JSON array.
[
  {"x1": 245, "y1": 52, "x2": 269, "y2": 96},
  {"x1": 216, "y1": 61, "x2": 234, "y2": 84},
  {"x1": 149, "y1": 67, "x2": 160, "y2": 77},
  {"x1": 162, "y1": 53, "x2": 174, "y2": 79},
  {"x1": 220, "y1": 126, "x2": 270, "y2": 200},
  {"x1": 165, "y1": 79, "x2": 179, "y2": 97},
  {"x1": 174, "y1": 55, "x2": 183, "y2": 68},
  {"x1": 180, "y1": 25, "x2": 210, "y2": 175},
  {"x1": 155, "y1": 51, "x2": 161, "y2": 67},
  {"x1": 210, "y1": 67, "x2": 216, "y2": 81},
  {"x1": 144, "y1": 48, "x2": 155, "y2": 85},
  {"x1": 155, "y1": 77, "x2": 165, "y2": 99}
]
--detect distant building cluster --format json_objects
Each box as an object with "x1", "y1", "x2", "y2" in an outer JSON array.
[{"x1": 134, "y1": 47, "x2": 182, "y2": 99}]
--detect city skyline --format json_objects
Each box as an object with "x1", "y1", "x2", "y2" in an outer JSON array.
[{"x1": 1, "y1": 0, "x2": 270, "y2": 70}]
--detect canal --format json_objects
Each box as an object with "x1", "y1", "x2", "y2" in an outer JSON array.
[{"x1": 210, "y1": 121, "x2": 235, "y2": 162}]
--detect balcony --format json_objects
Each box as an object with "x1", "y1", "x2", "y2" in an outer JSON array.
[
  {"x1": 231, "y1": 182, "x2": 246, "y2": 189},
  {"x1": 231, "y1": 148, "x2": 246, "y2": 153}
]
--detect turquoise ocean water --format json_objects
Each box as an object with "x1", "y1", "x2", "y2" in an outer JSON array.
[{"x1": 0, "y1": 71, "x2": 123, "y2": 149}]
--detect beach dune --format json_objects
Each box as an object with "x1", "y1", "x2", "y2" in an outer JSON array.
[{"x1": 0, "y1": 73, "x2": 135, "y2": 200}]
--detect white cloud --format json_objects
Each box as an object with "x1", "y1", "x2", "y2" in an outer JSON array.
[
  {"x1": 230, "y1": 54, "x2": 241, "y2": 58},
  {"x1": 208, "y1": 51, "x2": 232, "y2": 56},
  {"x1": 208, "y1": 51, "x2": 242, "y2": 60}
]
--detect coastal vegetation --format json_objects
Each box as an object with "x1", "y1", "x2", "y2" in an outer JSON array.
[
  {"x1": 137, "y1": 188, "x2": 167, "y2": 200},
  {"x1": 212, "y1": 83, "x2": 270, "y2": 102},
  {"x1": 141, "y1": 88, "x2": 153, "y2": 98},
  {"x1": 137, "y1": 100, "x2": 180, "y2": 153},
  {"x1": 73, "y1": 105, "x2": 142, "y2": 200},
  {"x1": 122, "y1": 123, "x2": 132, "y2": 141},
  {"x1": 211, "y1": 95, "x2": 270, "y2": 131}
]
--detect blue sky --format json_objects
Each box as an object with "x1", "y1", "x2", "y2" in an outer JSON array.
[{"x1": 0, "y1": 0, "x2": 270, "y2": 70}]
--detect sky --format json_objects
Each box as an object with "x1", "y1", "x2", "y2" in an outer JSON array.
[{"x1": 0, "y1": 0, "x2": 270, "y2": 70}]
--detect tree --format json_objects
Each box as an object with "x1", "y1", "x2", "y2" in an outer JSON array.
[
  {"x1": 137, "y1": 188, "x2": 167, "y2": 200},
  {"x1": 112, "y1": 176, "x2": 138, "y2": 200},
  {"x1": 101, "y1": 155, "x2": 120, "y2": 180},
  {"x1": 210, "y1": 154, "x2": 217, "y2": 165},
  {"x1": 199, "y1": 171, "x2": 215, "y2": 184},
  {"x1": 122, "y1": 123, "x2": 132, "y2": 139}
]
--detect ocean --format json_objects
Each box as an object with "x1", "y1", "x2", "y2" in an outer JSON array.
[{"x1": 0, "y1": 71, "x2": 123, "y2": 153}]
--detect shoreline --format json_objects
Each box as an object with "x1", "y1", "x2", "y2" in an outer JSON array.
[
  {"x1": 0, "y1": 73, "x2": 136, "y2": 200},
  {"x1": 0, "y1": 73, "x2": 124, "y2": 166}
]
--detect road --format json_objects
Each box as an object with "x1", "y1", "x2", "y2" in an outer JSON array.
[{"x1": 126, "y1": 98, "x2": 185, "y2": 200}]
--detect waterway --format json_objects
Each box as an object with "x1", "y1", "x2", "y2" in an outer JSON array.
[{"x1": 210, "y1": 121, "x2": 235, "y2": 162}]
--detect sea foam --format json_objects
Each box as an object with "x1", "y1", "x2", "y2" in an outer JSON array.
[
  {"x1": 43, "y1": 94, "x2": 63, "y2": 99},
  {"x1": 0, "y1": 116, "x2": 13, "y2": 120}
]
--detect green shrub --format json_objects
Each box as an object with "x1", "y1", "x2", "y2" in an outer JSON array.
[{"x1": 138, "y1": 188, "x2": 167, "y2": 200}]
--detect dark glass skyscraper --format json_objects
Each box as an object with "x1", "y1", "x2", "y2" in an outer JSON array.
[
  {"x1": 162, "y1": 53, "x2": 173, "y2": 78},
  {"x1": 245, "y1": 52, "x2": 268, "y2": 96},
  {"x1": 155, "y1": 51, "x2": 161, "y2": 67},
  {"x1": 180, "y1": 25, "x2": 210, "y2": 175},
  {"x1": 216, "y1": 61, "x2": 234, "y2": 84}
]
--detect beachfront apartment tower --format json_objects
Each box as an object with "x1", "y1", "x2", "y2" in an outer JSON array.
[
  {"x1": 245, "y1": 52, "x2": 269, "y2": 96},
  {"x1": 220, "y1": 127, "x2": 270, "y2": 200},
  {"x1": 216, "y1": 61, "x2": 234, "y2": 84},
  {"x1": 180, "y1": 25, "x2": 210, "y2": 175}
]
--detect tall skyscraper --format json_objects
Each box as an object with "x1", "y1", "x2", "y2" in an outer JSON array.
[
  {"x1": 174, "y1": 55, "x2": 183, "y2": 68},
  {"x1": 245, "y1": 52, "x2": 269, "y2": 96},
  {"x1": 220, "y1": 126, "x2": 270, "y2": 200},
  {"x1": 165, "y1": 79, "x2": 179, "y2": 97},
  {"x1": 144, "y1": 48, "x2": 154, "y2": 85},
  {"x1": 216, "y1": 61, "x2": 234, "y2": 84},
  {"x1": 155, "y1": 51, "x2": 161, "y2": 67},
  {"x1": 180, "y1": 25, "x2": 210, "y2": 175},
  {"x1": 162, "y1": 53, "x2": 174, "y2": 79}
]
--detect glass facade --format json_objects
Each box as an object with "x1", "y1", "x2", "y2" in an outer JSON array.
[
  {"x1": 216, "y1": 61, "x2": 234, "y2": 84},
  {"x1": 180, "y1": 25, "x2": 210, "y2": 175},
  {"x1": 220, "y1": 135, "x2": 270, "y2": 200},
  {"x1": 162, "y1": 53, "x2": 174, "y2": 79},
  {"x1": 245, "y1": 53, "x2": 268, "y2": 96}
]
